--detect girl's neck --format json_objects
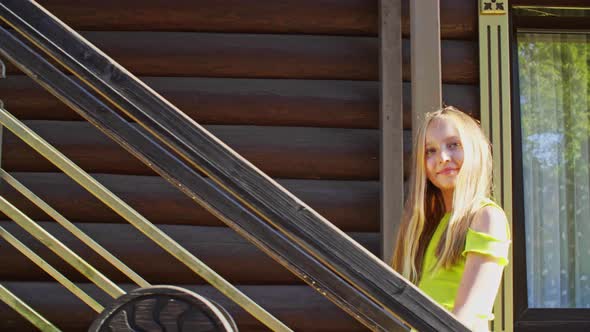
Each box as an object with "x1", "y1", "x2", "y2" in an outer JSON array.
[{"x1": 442, "y1": 189, "x2": 454, "y2": 213}]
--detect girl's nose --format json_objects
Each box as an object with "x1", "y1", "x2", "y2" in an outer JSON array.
[{"x1": 439, "y1": 149, "x2": 451, "y2": 162}]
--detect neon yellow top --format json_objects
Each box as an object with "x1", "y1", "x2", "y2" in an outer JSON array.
[{"x1": 417, "y1": 199, "x2": 510, "y2": 321}]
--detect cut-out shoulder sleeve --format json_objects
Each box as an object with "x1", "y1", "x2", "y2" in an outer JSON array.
[
  {"x1": 462, "y1": 228, "x2": 510, "y2": 266},
  {"x1": 462, "y1": 205, "x2": 511, "y2": 266}
]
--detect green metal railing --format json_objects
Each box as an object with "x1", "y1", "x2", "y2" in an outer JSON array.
[
  {"x1": 0, "y1": 168, "x2": 149, "y2": 288},
  {"x1": 0, "y1": 105, "x2": 290, "y2": 331}
]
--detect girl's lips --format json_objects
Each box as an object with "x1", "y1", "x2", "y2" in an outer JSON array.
[{"x1": 438, "y1": 168, "x2": 458, "y2": 175}]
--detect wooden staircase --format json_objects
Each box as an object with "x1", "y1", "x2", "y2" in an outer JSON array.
[{"x1": 0, "y1": 1, "x2": 480, "y2": 330}]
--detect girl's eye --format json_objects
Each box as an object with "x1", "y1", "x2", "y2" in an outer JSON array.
[
  {"x1": 448, "y1": 142, "x2": 461, "y2": 149},
  {"x1": 426, "y1": 148, "x2": 436, "y2": 156}
]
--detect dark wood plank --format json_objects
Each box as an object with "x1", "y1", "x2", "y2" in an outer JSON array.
[
  {"x1": 438, "y1": 83, "x2": 479, "y2": 121},
  {"x1": 28, "y1": 0, "x2": 477, "y2": 40},
  {"x1": 0, "y1": 75, "x2": 478, "y2": 129},
  {"x1": 37, "y1": 0, "x2": 378, "y2": 36},
  {"x1": 0, "y1": 221, "x2": 379, "y2": 284},
  {"x1": 0, "y1": 282, "x2": 368, "y2": 332},
  {"x1": 430, "y1": 0, "x2": 477, "y2": 40},
  {"x1": 2, "y1": 32, "x2": 478, "y2": 83},
  {"x1": 0, "y1": 75, "x2": 379, "y2": 127},
  {"x1": 0, "y1": 173, "x2": 380, "y2": 231},
  {"x1": 2, "y1": 121, "x2": 407, "y2": 181}
]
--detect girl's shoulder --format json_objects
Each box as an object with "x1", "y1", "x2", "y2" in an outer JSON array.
[
  {"x1": 478, "y1": 197, "x2": 502, "y2": 210},
  {"x1": 470, "y1": 198, "x2": 510, "y2": 241}
]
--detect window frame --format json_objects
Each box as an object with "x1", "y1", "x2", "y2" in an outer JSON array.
[{"x1": 510, "y1": 4, "x2": 590, "y2": 331}]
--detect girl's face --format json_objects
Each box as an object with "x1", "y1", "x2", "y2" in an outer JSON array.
[{"x1": 424, "y1": 117, "x2": 464, "y2": 193}]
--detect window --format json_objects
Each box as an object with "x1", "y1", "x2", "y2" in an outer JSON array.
[
  {"x1": 512, "y1": 4, "x2": 590, "y2": 330},
  {"x1": 517, "y1": 31, "x2": 590, "y2": 308}
]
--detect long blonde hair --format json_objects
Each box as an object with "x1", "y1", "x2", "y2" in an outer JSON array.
[{"x1": 392, "y1": 106, "x2": 493, "y2": 283}]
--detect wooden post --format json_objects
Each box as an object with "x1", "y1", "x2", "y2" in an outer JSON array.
[
  {"x1": 478, "y1": 1, "x2": 513, "y2": 331},
  {"x1": 410, "y1": 0, "x2": 442, "y2": 138},
  {"x1": 379, "y1": 0, "x2": 403, "y2": 265}
]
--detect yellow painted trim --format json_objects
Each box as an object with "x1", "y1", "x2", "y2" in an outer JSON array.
[{"x1": 479, "y1": 1, "x2": 514, "y2": 331}]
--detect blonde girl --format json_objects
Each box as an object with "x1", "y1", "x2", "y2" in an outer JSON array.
[{"x1": 392, "y1": 106, "x2": 510, "y2": 331}]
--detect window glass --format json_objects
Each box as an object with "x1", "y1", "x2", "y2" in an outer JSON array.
[{"x1": 517, "y1": 32, "x2": 590, "y2": 308}]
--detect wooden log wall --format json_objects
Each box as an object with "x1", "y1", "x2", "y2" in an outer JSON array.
[{"x1": 0, "y1": 0, "x2": 479, "y2": 330}]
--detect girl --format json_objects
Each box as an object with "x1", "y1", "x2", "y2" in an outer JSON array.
[{"x1": 392, "y1": 106, "x2": 510, "y2": 331}]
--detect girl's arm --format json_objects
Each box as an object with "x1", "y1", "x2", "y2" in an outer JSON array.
[{"x1": 452, "y1": 206, "x2": 509, "y2": 330}]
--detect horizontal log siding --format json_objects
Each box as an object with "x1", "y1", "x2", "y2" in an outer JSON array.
[
  {"x1": 0, "y1": 282, "x2": 366, "y2": 332},
  {"x1": 31, "y1": 0, "x2": 477, "y2": 40},
  {"x1": 3, "y1": 32, "x2": 478, "y2": 83},
  {"x1": 0, "y1": 222, "x2": 378, "y2": 284},
  {"x1": 0, "y1": 76, "x2": 479, "y2": 129},
  {"x1": 0, "y1": 173, "x2": 379, "y2": 231},
  {"x1": 2, "y1": 121, "x2": 405, "y2": 180}
]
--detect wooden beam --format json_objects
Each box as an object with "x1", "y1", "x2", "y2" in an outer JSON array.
[
  {"x1": 25, "y1": 0, "x2": 478, "y2": 39},
  {"x1": 0, "y1": 173, "x2": 381, "y2": 231},
  {"x1": 0, "y1": 75, "x2": 380, "y2": 127},
  {"x1": 0, "y1": 75, "x2": 480, "y2": 129},
  {"x1": 0, "y1": 221, "x2": 379, "y2": 284},
  {"x1": 379, "y1": 0, "x2": 404, "y2": 265},
  {"x1": 36, "y1": 0, "x2": 378, "y2": 36},
  {"x1": 1, "y1": 33, "x2": 478, "y2": 83},
  {"x1": 411, "y1": 0, "x2": 442, "y2": 139},
  {"x1": 2, "y1": 121, "x2": 388, "y2": 180}
]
